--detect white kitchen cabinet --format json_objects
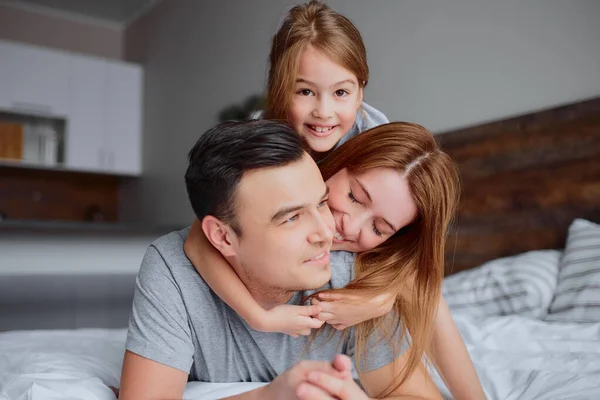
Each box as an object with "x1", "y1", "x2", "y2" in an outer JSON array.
[
  {"x1": 65, "y1": 58, "x2": 142, "y2": 175},
  {"x1": 0, "y1": 41, "x2": 18, "y2": 111},
  {"x1": 0, "y1": 40, "x2": 143, "y2": 176},
  {"x1": 105, "y1": 61, "x2": 143, "y2": 176},
  {"x1": 66, "y1": 54, "x2": 107, "y2": 172},
  {"x1": 0, "y1": 40, "x2": 70, "y2": 117}
]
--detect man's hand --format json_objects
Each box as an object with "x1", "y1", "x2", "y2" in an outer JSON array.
[
  {"x1": 260, "y1": 304, "x2": 325, "y2": 337},
  {"x1": 296, "y1": 355, "x2": 369, "y2": 400},
  {"x1": 262, "y1": 357, "x2": 351, "y2": 400}
]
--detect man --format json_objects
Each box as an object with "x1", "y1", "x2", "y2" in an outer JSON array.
[{"x1": 119, "y1": 120, "x2": 441, "y2": 399}]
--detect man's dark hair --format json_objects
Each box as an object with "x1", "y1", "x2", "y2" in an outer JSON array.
[{"x1": 185, "y1": 119, "x2": 309, "y2": 236}]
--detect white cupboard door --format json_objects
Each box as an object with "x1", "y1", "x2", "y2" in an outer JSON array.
[
  {"x1": 6, "y1": 41, "x2": 71, "y2": 117},
  {"x1": 66, "y1": 55, "x2": 107, "y2": 172},
  {"x1": 105, "y1": 62, "x2": 142, "y2": 176}
]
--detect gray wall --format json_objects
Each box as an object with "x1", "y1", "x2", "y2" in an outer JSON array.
[
  {"x1": 122, "y1": 0, "x2": 600, "y2": 228},
  {"x1": 0, "y1": 2, "x2": 124, "y2": 59}
]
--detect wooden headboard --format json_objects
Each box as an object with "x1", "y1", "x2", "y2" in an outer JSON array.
[{"x1": 438, "y1": 97, "x2": 600, "y2": 276}]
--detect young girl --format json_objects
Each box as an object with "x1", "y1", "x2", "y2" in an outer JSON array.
[{"x1": 186, "y1": 2, "x2": 486, "y2": 399}]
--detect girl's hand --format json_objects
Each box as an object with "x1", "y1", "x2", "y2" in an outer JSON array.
[
  {"x1": 259, "y1": 304, "x2": 325, "y2": 336},
  {"x1": 312, "y1": 291, "x2": 396, "y2": 330}
]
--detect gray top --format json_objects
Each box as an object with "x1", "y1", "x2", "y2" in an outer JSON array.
[
  {"x1": 334, "y1": 102, "x2": 389, "y2": 149},
  {"x1": 126, "y1": 227, "x2": 405, "y2": 382}
]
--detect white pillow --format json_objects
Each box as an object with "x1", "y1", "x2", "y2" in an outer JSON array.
[
  {"x1": 443, "y1": 250, "x2": 561, "y2": 319},
  {"x1": 547, "y1": 219, "x2": 600, "y2": 323}
]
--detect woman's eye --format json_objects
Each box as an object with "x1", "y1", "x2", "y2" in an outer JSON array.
[
  {"x1": 372, "y1": 223, "x2": 383, "y2": 237},
  {"x1": 348, "y1": 191, "x2": 360, "y2": 204},
  {"x1": 297, "y1": 89, "x2": 313, "y2": 96},
  {"x1": 335, "y1": 89, "x2": 349, "y2": 97}
]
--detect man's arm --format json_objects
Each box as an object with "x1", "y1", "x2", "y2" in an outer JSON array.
[
  {"x1": 119, "y1": 244, "x2": 195, "y2": 399},
  {"x1": 119, "y1": 351, "x2": 188, "y2": 400}
]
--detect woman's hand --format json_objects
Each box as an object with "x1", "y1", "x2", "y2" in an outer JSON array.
[{"x1": 312, "y1": 291, "x2": 396, "y2": 330}]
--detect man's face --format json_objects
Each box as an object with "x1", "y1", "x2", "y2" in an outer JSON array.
[{"x1": 230, "y1": 153, "x2": 335, "y2": 294}]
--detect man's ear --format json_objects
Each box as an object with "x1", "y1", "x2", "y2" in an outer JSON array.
[{"x1": 201, "y1": 216, "x2": 238, "y2": 257}]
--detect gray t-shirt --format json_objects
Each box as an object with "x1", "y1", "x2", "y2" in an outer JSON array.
[{"x1": 126, "y1": 227, "x2": 404, "y2": 382}]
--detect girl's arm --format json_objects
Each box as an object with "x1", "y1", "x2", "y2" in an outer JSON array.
[
  {"x1": 184, "y1": 219, "x2": 323, "y2": 335},
  {"x1": 431, "y1": 296, "x2": 487, "y2": 400}
]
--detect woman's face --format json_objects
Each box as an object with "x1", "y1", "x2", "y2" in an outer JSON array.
[{"x1": 326, "y1": 167, "x2": 418, "y2": 253}]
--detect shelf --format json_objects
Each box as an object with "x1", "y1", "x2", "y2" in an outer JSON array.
[{"x1": 0, "y1": 219, "x2": 184, "y2": 236}]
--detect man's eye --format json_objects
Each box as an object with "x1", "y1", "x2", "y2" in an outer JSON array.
[
  {"x1": 335, "y1": 89, "x2": 349, "y2": 97},
  {"x1": 285, "y1": 214, "x2": 299, "y2": 223},
  {"x1": 317, "y1": 198, "x2": 328, "y2": 207}
]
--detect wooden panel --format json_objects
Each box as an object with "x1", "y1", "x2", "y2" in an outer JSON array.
[
  {"x1": 0, "y1": 123, "x2": 24, "y2": 160},
  {"x1": 438, "y1": 97, "x2": 600, "y2": 275},
  {"x1": 0, "y1": 166, "x2": 119, "y2": 222}
]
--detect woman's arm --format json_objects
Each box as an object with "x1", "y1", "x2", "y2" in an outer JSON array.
[
  {"x1": 184, "y1": 219, "x2": 323, "y2": 335},
  {"x1": 313, "y1": 290, "x2": 397, "y2": 329},
  {"x1": 430, "y1": 296, "x2": 486, "y2": 400}
]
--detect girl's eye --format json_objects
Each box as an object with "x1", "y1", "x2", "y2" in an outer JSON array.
[
  {"x1": 335, "y1": 89, "x2": 349, "y2": 97},
  {"x1": 372, "y1": 223, "x2": 383, "y2": 237},
  {"x1": 297, "y1": 89, "x2": 314, "y2": 96},
  {"x1": 348, "y1": 191, "x2": 361, "y2": 204}
]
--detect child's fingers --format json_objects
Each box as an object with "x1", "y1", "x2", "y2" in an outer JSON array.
[
  {"x1": 315, "y1": 301, "x2": 337, "y2": 313},
  {"x1": 299, "y1": 304, "x2": 321, "y2": 316},
  {"x1": 301, "y1": 316, "x2": 325, "y2": 329},
  {"x1": 316, "y1": 311, "x2": 335, "y2": 321}
]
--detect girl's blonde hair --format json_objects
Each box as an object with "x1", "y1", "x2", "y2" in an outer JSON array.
[
  {"x1": 264, "y1": 1, "x2": 368, "y2": 120},
  {"x1": 318, "y1": 122, "x2": 461, "y2": 397}
]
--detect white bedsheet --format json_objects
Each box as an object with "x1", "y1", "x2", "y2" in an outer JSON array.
[{"x1": 1, "y1": 315, "x2": 599, "y2": 400}]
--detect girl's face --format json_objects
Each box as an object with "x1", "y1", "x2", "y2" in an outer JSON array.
[
  {"x1": 289, "y1": 45, "x2": 363, "y2": 155},
  {"x1": 326, "y1": 167, "x2": 418, "y2": 253}
]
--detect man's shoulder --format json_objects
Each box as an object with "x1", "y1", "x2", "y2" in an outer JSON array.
[
  {"x1": 149, "y1": 226, "x2": 190, "y2": 256},
  {"x1": 139, "y1": 226, "x2": 202, "y2": 286}
]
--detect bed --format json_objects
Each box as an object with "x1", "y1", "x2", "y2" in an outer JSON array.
[{"x1": 1, "y1": 97, "x2": 600, "y2": 399}]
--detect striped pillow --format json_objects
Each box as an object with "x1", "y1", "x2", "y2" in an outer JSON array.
[
  {"x1": 547, "y1": 219, "x2": 600, "y2": 322},
  {"x1": 443, "y1": 250, "x2": 561, "y2": 319}
]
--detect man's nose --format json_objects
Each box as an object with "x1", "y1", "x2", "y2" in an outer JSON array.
[{"x1": 308, "y1": 211, "x2": 334, "y2": 245}]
